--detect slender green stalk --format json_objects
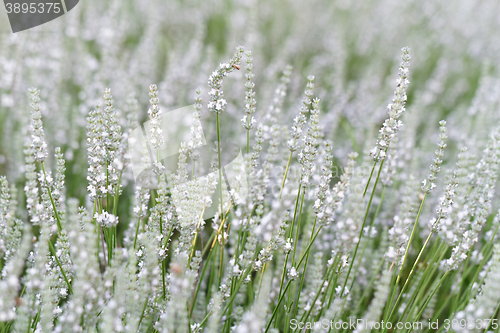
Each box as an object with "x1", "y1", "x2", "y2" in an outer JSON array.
[
  {"x1": 246, "y1": 129, "x2": 250, "y2": 155},
  {"x1": 265, "y1": 281, "x2": 292, "y2": 333},
  {"x1": 198, "y1": 223, "x2": 324, "y2": 333},
  {"x1": 325, "y1": 254, "x2": 342, "y2": 310},
  {"x1": 341, "y1": 157, "x2": 386, "y2": 297},
  {"x1": 291, "y1": 188, "x2": 306, "y2": 266},
  {"x1": 485, "y1": 302, "x2": 500, "y2": 331},
  {"x1": 136, "y1": 294, "x2": 150, "y2": 332},
  {"x1": 279, "y1": 152, "x2": 293, "y2": 200},
  {"x1": 456, "y1": 220, "x2": 500, "y2": 311},
  {"x1": 133, "y1": 215, "x2": 142, "y2": 250},
  {"x1": 363, "y1": 160, "x2": 378, "y2": 197},
  {"x1": 48, "y1": 239, "x2": 73, "y2": 294},
  {"x1": 407, "y1": 271, "x2": 450, "y2": 333},
  {"x1": 40, "y1": 162, "x2": 62, "y2": 233},
  {"x1": 273, "y1": 183, "x2": 303, "y2": 327},
  {"x1": 276, "y1": 226, "x2": 323, "y2": 328},
  {"x1": 393, "y1": 242, "x2": 448, "y2": 328},
  {"x1": 385, "y1": 230, "x2": 433, "y2": 325},
  {"x1": 216, "y1": 113, "x2": 224, "y2": 219},
  {"x1": 350, "y1": 186, "x2": 386, "y2": 293},
  {"x1": 189, "y1": 239, "x2": 216, "y2": 318},
  {"x1": 162, "y1": 259, "x2": 166, "y2": 300},
  {"x1": 275, "y1": 252, "x2": 290, "y2": 326},
  {"x1": 294, "y1": 217, "x2": 317, "y2": 317},
  {"x1": 295, "y1": 264, "x2": 336, "y2": 331},
  {"x1": 385, "y1": 199, "x2": 436, "y2": 326}
]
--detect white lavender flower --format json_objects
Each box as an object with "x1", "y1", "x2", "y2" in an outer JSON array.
[
  {"x1": 0, "y1": 176, "x2": 11, "y2": 255},
  {"x1": 188, "y1": 89, "x2": 204, "y2": 160},
  {"x1": 314, "y1": 141, "x2": 333, "y2": 212},
  {"x1": 23, "y1": 142, "x2": 42, "y2": 225},
  {"x1": 445, "y1": 128, "x2": 500, "y2": 270},
  {"x1": 453, "y1": 245, "x2": 500, "y2": 333},
  {"x1": 241, "y1": 51, "x2": 257, "y2": 131},
  {"x1": 52, "y1": 147, "x2": 66, "y2": 224},
  {"x1": 94, "y1": 211, "x2": 119, "y2": 228},
  {"x1": 0, "y1": 222, "x2": 30, "y2": 322},
  {"x1": 288, "y1": 266, "x2": 299, "y2": 280},
  {"x1": 370, "y1": 47, "x2": 411, "y2": 161},
  {"x1": 28, "y1": 88, "x2": 48, "y2": 162},
  {"x1": 86, "y1": 103, "x2": 107, "y2": 201},
  {"x1": 298, "y1": 97, "x2": 321, "y2": 188},
  {"x1": 318, "y1": 152, "x2": 356, "y2": 227},
  {"x1": 148, "y1": 84, "x2": 164, "y2": 151},
  {"x1": 434, "y1": 147, "x2": 468, "y2": 244},
  {"x1": 422, "y1": 120, "x2": 447, "y2": 194},
  {"x1": 287, "y1": 75, "x2": 314, "y2": 152},
  {"x1": 297, "y1": 252, "x2": 326, "y2": 319},
  {"x1": 208, "y1": 46, "x2": 244, "y2": 114},
  {"x1": 102, "y1": 88, "x2": 122, "y2": 194}
]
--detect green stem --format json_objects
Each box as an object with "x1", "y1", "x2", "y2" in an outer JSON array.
[
  {"x1": 385, "y1": 197, "x2": 433, "y2": 324},
  {"x1": 291, "y1": 188, "x2": 306, "y2": 266},
  {"x1": 295, "y1": 217, "x2": 317, "y2": 317},
  {"x1": 136, "y1": 295, "x2": 150, "y2": 332},
  {"x1": 396, "y1": 242, "x2": 448, "y2": 328},
  {"x1": 48, "y1": 239, "x2": 73, "y2": 294},
  {"x1": 265, "y1": 281, "x2": 292, "y2": 333},
  {"x1": 341, "y1": 157, "x2": 385, "y2": 297},
  {"x1": 279, "y1": 152, "x2": 293, "y2": 200},
  {"x1": 216, "y1": 113, "x2": 224, "y2": 219},
  {"x1": 189, "y1": 241, "x2": 216, "y2": 318},
  {"x1": 407, "y1": 271, "x2": 450, "y2": 333},
  {"x1": 133, "y1": 216, "x2": 142, "y2": 250},
  {"x1": 295, "y1": 264, "x2": 336, "y2": 331},
  {"x1": 41, "y1": 162, "x2": 63, "y2": 233},
  {"x1": 457, "y1": 220, "x2": 500, "y2": 311},
  {"x1": 363, "y1": 160, "x2": 378, "y2": 197},
  {"x1": 112, "y1": 173, "x2": 122, "y2": 216},
  {"x1": 350, "y1": 186, "x2": 386, "y2": 293},
  {"x1": 383, "y1": 229, "x2": 435, "y2": 330}
]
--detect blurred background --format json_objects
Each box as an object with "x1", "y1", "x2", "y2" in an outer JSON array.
[{"x1": 1, "y1": 0, "x2": 500, "y2": 217}]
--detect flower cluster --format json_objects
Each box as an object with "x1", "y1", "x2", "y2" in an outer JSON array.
[
  {"x1": 422, "y1": 120, "x2": 448, "y2": 194},
  {"x1": 241, "y1": 51, "x2": 256, "y2": 130},
  {"x1": 86, "y1": 103, "x2": 106, "y2": 201},
  {"x1": 434, "y1": 147, "x2": 468, "y2": 243},
  {"x1": 148, "y1": 84, "x2": 164, "y2": 150},
  {"x1": 453, "y1": 245, "x2": 500, "y2": 333},
  {"x1": 94, "y1": 211, "x2": 119, "y2": 228},
  {"x1": 317, "y1": 152, "x2": 356, "y2": 227},
  {"x1": 370, "y1": 47, "x2": 411, "y2": 161},
  {"x1": 287, "y1": 75, "x2": 314, "y2": 152},
  {"x1": 28, "y1": 88, "x2": 48, "y2": 162},
  {"x1": 298, "y1": 97, "x2": 321, "y2": 187},
  {"x1": 208, "y1": 46, "x2": 244, "y2": 114}
]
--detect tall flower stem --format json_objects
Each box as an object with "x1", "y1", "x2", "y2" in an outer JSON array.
[
  {"x1": 384, "y1": 195, "x2": 429, "y2": 321},
  {"x1": 40, "y1": 162, "x2": 62, "y2": 233},
  {"x1": 216, "y1": 113, "x2": 224, "y2": 226},
  {"x1": 341, "y1": 155, "x2": 386, "y2": 298}
]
